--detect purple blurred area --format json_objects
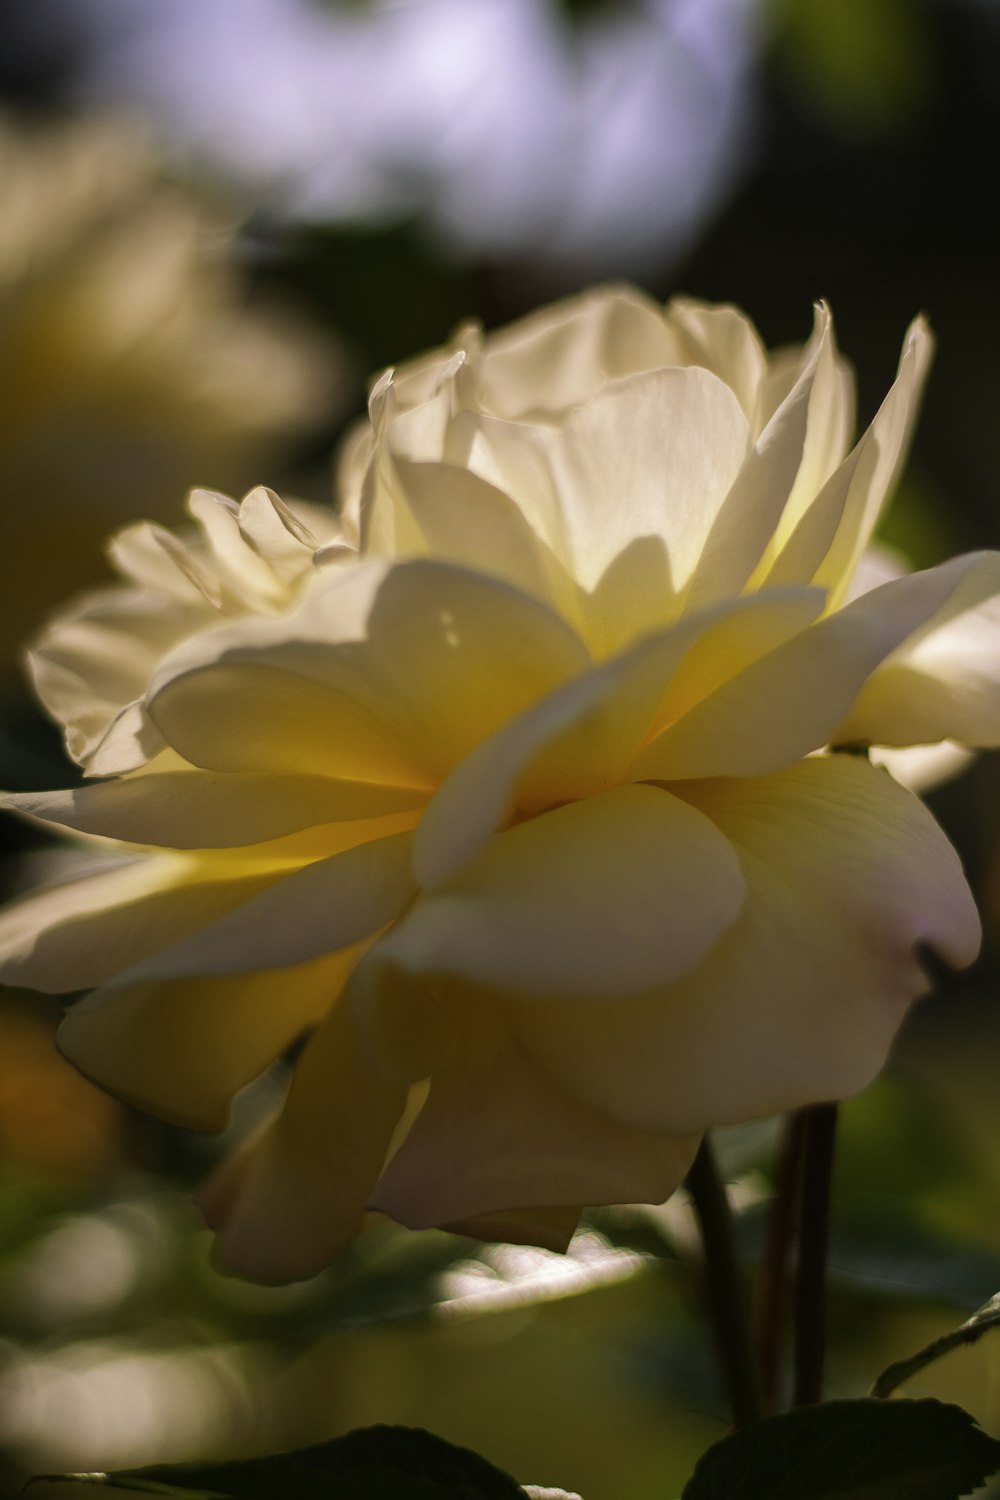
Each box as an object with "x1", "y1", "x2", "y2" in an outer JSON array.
[{"x1": 0, "y1": 0, "x2": 761, "y2": 273}]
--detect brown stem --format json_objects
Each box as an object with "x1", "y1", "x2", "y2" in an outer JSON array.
[
  {"x1": 753, "y1": 1112, "x2": 806, "y2": 1413},
  {"x1": 793, "y1": 1103, "x2": 839, "y2": 1407},
  {"x1": 685, "y1": 1135, "x2": 761, "y2": 1427}
]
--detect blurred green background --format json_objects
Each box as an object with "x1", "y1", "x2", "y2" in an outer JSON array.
[{"x1": 1, "y1": 1, "x2": 1000, "y2": 1495}]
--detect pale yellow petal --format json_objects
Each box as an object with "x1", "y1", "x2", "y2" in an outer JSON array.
[
  {"x1": 477, "y1": 283, "x2": 680, "y2": 419},
  {"x1": 685, "y1": 304, "x2": 835, "y2": 608},
  {"x1": 113, "y1": 828, "x2": 416, "y2": 983},
  {"x1": 387, "y1": 456, "x2": 581, "y2": 628},
  {"x1": 511, "y1": 757, "x2": 979, "y2": 1134},
  {"x1": 3, "y1": 770, "x2": 426, "y2": 849},
  {"x1": 197, "y1": 997, "x2": 408, "y2": 1282},
  {"x1": 414, "y1": 588, "x2": 823, "y2": 888},
  {"x1": 59, "y1": 945, "x2": 364, "y2": 1130},
  {"x1": 635, "y1": 552, "x2": 992, "y2": 781},
  {"x1": 387, "y1": 785, "x2": 743, "y2": 998},
  {"x1": 0, "y1": 853, "x2": 279, "y2": 993},
  {"x1": 542, "y1": 366, "x2": 750, "y2": 597},
  {"x1": 665, "y1": 295, "x2": 768, "y2": 424},
  {"x1": 763, "y1": 317, "x2": 933, "y2": 603},
  {"x1": 149, "y1": 559, "x2": 588, "y2": 784},
  {"x1": 372, "y1": 1010, "x2": 698, "y2": 1230},
  {"x1": 834, "y1": 551, "x2": 1000, "y2": 747},
  {"x1": 29, "y1": 584, "x2": 207, "y2": 766}
]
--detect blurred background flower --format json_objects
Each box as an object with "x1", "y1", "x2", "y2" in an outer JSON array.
[
  {"x1": 0, "y1": 112, "x2": 344, "y2": 689},
  {"x1": 1, "y1": 1, "x2": 1000, "y2": 1497}
]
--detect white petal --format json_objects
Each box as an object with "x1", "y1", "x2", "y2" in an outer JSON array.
[
  {"x1": 59, "y1": 946, "x2": 364, "y2": 1130},
  {"x1": 149, "y1": 559, "x2": 589, "y2": 785},
  {"x1": 764, "y1": 317, "x2": 933, "y2": 602},
  {"x1": 385, "y1": 785, "x2": 743, "y2": 999},
  {"x1": 414, "y1": 587, "x2": 823, "y2": 888},
  {"x1": 511, "y1": 757, "x2": 980, "y2": 1134},
  {"x1": 197, "y1": 997, "x2": 408, "y2": 1282},
  {"x1": 666, "y1": 296, "x2": 768, "y2": 424},
  {"x1": 635, "y1": 552, "x2": 994, "y2": 781},
  {"x1": 3, "y1": 770, "x2": 426, "y2": 849},
  {"x1": 113, "y1": 827, "x2": 417, "y2": 983},
  {"x1": 0, "y1": 853, "x2": 279, "y2": 993},
  {"x1": 685, "y1": 304, "x2": 834, "y2": 608},
  {"x1": 835, "y1": 551, "x2": 1000, "y2": 747},
  {"x1": 372, "y1": 1009, "x2": 698, "y2": 1230}
]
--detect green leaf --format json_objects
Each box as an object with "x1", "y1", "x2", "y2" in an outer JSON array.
[
  {"x1": 28, "y1": 1425, "x2": 529, "y2": 1499},
  {"x1": 680, "y1": 1398, "x2": 1000, "y2": 1500},
  {"x1": 871, "y1": 1292, "x2": 1000, "y2": 1398}
]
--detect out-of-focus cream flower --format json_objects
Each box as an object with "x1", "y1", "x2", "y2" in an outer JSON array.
[
  {"x1": 0, "y1": 113, "x2": 341, "y2": 674},
  {"x1": 30, "y1": 485, "x2": 352, "y2": 774},
  {"x1": 2, "y1": 287, "x2": 998, "y2": 1282}
]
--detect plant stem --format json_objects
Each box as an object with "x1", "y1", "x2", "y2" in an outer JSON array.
[
  {"x1": 792, "y1": 1102, "x2": 838, "y2": 1407},
  {"x1": 753, "y1": 1112, "x2": 806, "y2": 1413},
  {"x1": 685, "y1": 1135, "x2": 760, "y2": 1427}
]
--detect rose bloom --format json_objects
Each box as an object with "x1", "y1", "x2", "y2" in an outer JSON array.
[{"x1": 2, "y1": 288, "x2": 998, "y2": 1282}]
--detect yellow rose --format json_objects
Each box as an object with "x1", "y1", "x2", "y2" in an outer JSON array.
[
  {"x1": 1, "y1": 288, "x2": 994, "y2": 1282},
  {"x1": 30, "y1": 485, "x2": 352, "y2": 774}
]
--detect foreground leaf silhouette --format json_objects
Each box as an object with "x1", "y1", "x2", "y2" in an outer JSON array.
[
  {"x1": 25, "y1": 1424, "x2": 528, "y2": 1499},
  {"x1": 681, "y1": 1398, "x2": 1000, "y2": 1500}
]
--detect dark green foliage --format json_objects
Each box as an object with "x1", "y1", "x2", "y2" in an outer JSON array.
[{"x1": 681, "y1": 1398, "x2": 1000, "y2": 1500}]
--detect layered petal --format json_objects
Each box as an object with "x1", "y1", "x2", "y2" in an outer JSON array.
[
  {"x1": 59, "y1": 944, "x2": 365, "y2": 1130},
  {"x1": 476, "y1": 283, "x2": 681, "y2": 419},
  {"x1": 413, "y1": 587, "x2": 824, "y2": 887},
  {"x1": 372, "y1": 1007, "x2": 699, "y2": 1233},
  {"x1": 384, "y1": 784, "x2": 743, "y2": 1000},
  {"x1": 148, "y1": 559, "x2": 589, "y2": 785},
  {"x1": 762, "y1": 316, "x2": 933, "y2": 602},
  {"x1": 0, "y1": 853, "x2": 280, "y2": 993},
  {"x1": 834, "y1": 552, "x2": 1000, "y2": 747},
  {"x1": 3, "y1": 768, "x2": 426, "y2": 849},
  {"x1": 634, "y1": 551, "x2": 996, "y2": 781},
  {"x1": 510, "y1": 757, "x2": 980, "y2": 1134},
  {"x1": 108, "y1": 826, "x2": 417, "y2": 984},
  {"x1": 197, "y1": 997, "x2": 409, "y2": 1282}
]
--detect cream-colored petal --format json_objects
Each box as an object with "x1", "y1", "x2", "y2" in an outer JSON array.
[
  {"x1": 542, "y1": 366, "x2": 750, "y2": 597},
  {"x1": 665, "y1": 296, "x2": 768, "y2": 424},
  {"x1": 834, "y1": 551, "x2": 1000, "y2": 747},
  {"x1": 387, "y1": 457, "x2": 581, "y2": 628},
  {"x1": 107, "y1": 520, "x2": 219, "y2": 606},
  {"x1": 86, "y1": 700, "x2": 167, "y2": 776},
  {"x1": 685, "y1": 304, "x2": 834, "y2": 607},
  {"x1": 113, "y1": 828, "x2": 416, "y2": 983},
  {"x1": 197, "y1": 997, "x2": 409, "y2": 1282},
  {"x1": 3, "y1": 770, "x2": 426, "y2": 849},
  {"x1": 59, "y1": 945, "x2": 364, "y2": 1130},
  {"x1": 0, "y1": 853, "x2": 279, "y2": 993},
  {"x1": 150, "y1": 559, "x2": 589, "y2": 784},
  {"x1": 372, "y1": 1010, "x2": 698, "y2": 1231},
  {"x1": 763, "y1": 317, "x2": 933, "y2": 603},
  {"x1": 635, "y1": 552, "x2": 993, "y2": 781},
  {"x1": 511, "y1": 757, "x2": 979, "y2": 1135},
  {"x1": 414, "y1": 587, "x2": 823, "y2": 888},
  {"x1": 187, "y1": 489, "x2": 288, "y2": 607},
  {"x1": 150, "y1": 659, "x2": 428, "y2": 786},
  {"x1": 871, "y1": 741, "x2": 974, "y2": 793},
  {"x1": 388, "y1": 785, "x2": 744, "y2": 998},
  {"x1": 234, "y1": 486, "x2": 323, "y2": 587},
  {"x1": 477, "y1": 283, "x2": 681, "y2": 419},
  {"x1": 29, "y1": 584, "x2": 210, "y2": 765}
]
